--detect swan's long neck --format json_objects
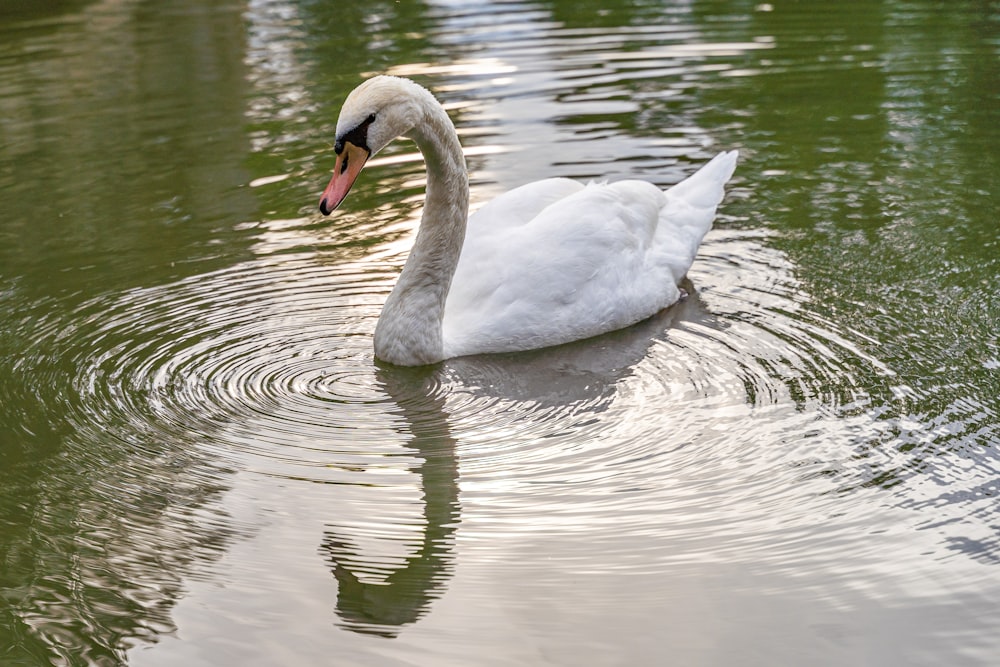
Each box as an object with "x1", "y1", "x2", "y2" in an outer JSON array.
[{"x1": 373, "y1": 92, "x2": 469, "y2": 366}]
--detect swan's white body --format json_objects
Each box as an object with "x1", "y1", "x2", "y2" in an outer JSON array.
[{"x1": 319, "y1": 76, "x2": 737, "y2": 366}]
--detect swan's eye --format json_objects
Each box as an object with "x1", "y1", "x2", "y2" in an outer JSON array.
[{"x1": 336, "y1": 113, "x2": 378, "y2": 155}]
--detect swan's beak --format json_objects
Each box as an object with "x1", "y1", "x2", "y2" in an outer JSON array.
[{"x1": 319, "y1": 141, "x2": 369, "y2": 215}]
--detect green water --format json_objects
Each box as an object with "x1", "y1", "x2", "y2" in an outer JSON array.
[{"x1": 1, "y1": 0, "x2": 998, "y2": 665}]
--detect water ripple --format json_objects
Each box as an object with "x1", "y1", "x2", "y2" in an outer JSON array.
[{"x1": 6, "y1": 224, "x2": 878, "y2": 504}]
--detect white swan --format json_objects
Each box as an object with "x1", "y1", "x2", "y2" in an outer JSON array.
[{"x1": 319, "y1": 75, "x2": 737, "y2": 366}]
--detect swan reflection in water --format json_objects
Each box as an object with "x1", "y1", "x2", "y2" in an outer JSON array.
[
  {"x1": 321, "y1": 362, "x2": 461, "y2": 638},
  {"x1": 319, "y1": 288, "x2": 702, "y2": 637}
]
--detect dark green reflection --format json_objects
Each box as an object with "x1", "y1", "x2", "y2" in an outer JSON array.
[
  {"x1": 0, "y1": 0, "x2": 253, "y2": 662},
  {"x1": 692, "y1": 0, "x2": 999, "y2": 495}
]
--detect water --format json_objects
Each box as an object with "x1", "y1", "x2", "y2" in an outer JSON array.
[{"x1": 1, "y1": 0, "x2": 998, "y2": 664}]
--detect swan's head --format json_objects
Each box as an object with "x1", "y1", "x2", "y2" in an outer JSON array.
[{"x1": 318, "y1": 76, "x2": 428, "y2": 216}]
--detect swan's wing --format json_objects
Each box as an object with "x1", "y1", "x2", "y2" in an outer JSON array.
[
  {"x1": 443, "y1": 151, "x2": 737, "y2": 358},
  {"x1": 443, "y1": 179, "x2": 673, "y2": 357},
  {"x1": 466, "y1": 177, "x2": 583, "y2": 234}
]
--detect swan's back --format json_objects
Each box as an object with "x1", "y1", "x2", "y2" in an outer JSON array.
[{"x1": 442, "y1": 150, "x2": 738, "y2": 358}]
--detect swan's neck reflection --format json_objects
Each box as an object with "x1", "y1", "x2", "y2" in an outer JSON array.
[{"x1": 321, "y1": 366, "x2": 459, "y2": 638}]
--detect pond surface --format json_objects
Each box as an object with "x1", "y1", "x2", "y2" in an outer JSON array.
[{"x1": 1, "y1": 0, "x2": 998, "y2": 664}]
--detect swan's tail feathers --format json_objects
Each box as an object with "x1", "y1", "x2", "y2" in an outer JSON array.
[
  {"x1": 659, "y1": 150, "x2": 738, "y2": 284},
  {"x1": 665, "y1": 150, "x2": 738, "y2": 208}
]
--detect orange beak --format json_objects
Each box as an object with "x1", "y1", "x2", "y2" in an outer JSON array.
[{"x1": 319, "y1": 141, "x2": 369, "y2": 215}]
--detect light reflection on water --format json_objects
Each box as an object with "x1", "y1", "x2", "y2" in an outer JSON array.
[{"x1": 0, "y1": 0, "x2": 998, "y2": 664}]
